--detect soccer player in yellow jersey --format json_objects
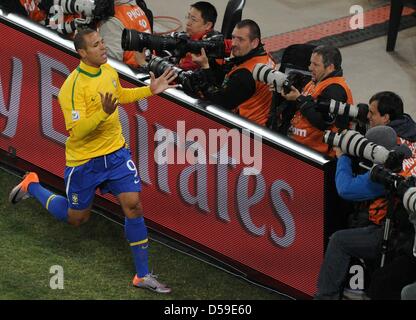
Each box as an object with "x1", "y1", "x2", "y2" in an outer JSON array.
[{"x1": 9, "y1": 28, "x2": 177, "y2": 293}]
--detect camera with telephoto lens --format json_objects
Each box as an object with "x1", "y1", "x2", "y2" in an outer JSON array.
[
  {"x1": 316, "y1": 99, "x2": 369, "y2": 124},
  {"x1": 323, "y1": 129, "x2": 406, "y2": 172},
  {"x1": 329, "y1": 129, "x2": 416, "y2": 259},
  {"x1": 40, "y1": 0, "x2": 114, "y2": 19},
  {"x1": 370, "y1": 165, "x2": 416, "y2": 214},
  {"x1": 252, "y1": 63, "x2": 311, "y2": 94},
  {"x1": 121, "y1": 29, "x2": 226, "y2": 59},
  {"x1": 145, "y1": 56, "x2": 207, "y2": 96},
  {"x1": 39, "y1": 0, "x2": 114, "y2": 34}
]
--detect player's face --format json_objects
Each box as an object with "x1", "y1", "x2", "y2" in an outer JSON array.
[
  {"x1": 79, "y1": 32, "x2": 107, "y2": 67},
  {"x1": 309, "y1": 53, "x2": 333, "y2": 83},
  {"x1": 185, "y1": 7, "x2": 212, "y2": 37},
  {"x1": 231, "y1": 26, "x2": 259, "y2": 57}
]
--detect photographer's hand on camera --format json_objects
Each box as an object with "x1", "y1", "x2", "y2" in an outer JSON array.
[
  {"x1": 191, "y1": 48, "x2": 210, "y2": 69},
  {"x1": 281, "y1": 86, "x2": 301, "y2": 101},
  {"x1": 281, "y1": 88, "x2": 332, "y2": 128},
  {"x1": 134, "y1": 48, "x2": 148, "y2": 68},
  {"x1": 334, "y1": 146, "x2": 344, "y2": 158},
  {"x1": 293, "y1": 95, "x2": 333, "y2": 131}
]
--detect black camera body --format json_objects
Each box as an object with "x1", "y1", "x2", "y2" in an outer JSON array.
[
  {"x1": 371, "y1": 165, "x2": 412, "y2": 192},
  {"x1": 282, "y1": 71, "x2": 311, "y2": 95},
  {"x1": 122, "y1": 29, "x2": 226, "y2": 59},
  {"x1": 252, "y1": 64, "x2": 311, "y2": 94},
  {"x1": 370, "y1": 165, "x2": 416, "y2": 214},
  {"x1": 145, "y1": 56, "x2": 207, "y2": 96}
]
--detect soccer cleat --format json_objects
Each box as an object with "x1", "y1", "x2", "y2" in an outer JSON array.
[
  {"x1": 132, "y1": 273, "x2": 172, "y2": 294},
  {"x1": 8, "y1": 172, "x2": 39, "y2": 204}
]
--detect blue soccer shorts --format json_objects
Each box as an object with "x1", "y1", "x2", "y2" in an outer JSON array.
[{"x1": 64, "y1": 147, "x2": 141, "y2": 210}]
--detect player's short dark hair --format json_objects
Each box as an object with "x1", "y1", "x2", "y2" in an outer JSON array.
[
  {"x1": 369, "y1": 91, "x2": 404, "y2": 121},
  {"x1": 235, "y1": 19, "x2": 261, "y2": 41},
  {"x1": 73, "y1": 28, "x2": 97, "y2": 52},
  {"x1": 190, "y1": 1, "x2": 217, "y2": 27},
  {"x1": 312, "y1": 45, "x2": 342, "y2": 70}
]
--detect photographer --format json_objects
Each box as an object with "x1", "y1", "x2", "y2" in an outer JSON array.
[
  {"x1": 191, "y1": 19, "x2": 274, "y2": 126},
  {"x1": 365, "y1": 118, "x2": 416, "y2": 300},
  {"x1": 1, "y1": 0, "x2": 46, "y2": 22},
  {"x1": 99, "y1": 0, "x2": 152, "y2": 68},
  {"x1": 282, "y1": 45, "x2": 353, "y2": 157},
  {"x1": 315, "y1": 126, "x2": 410, "y2": 299},
  {"x1": 7, "y1": 0, "x2": 115, "y2": 38},
  {"x1": 366, "y1": 184, "x2": 416, "y2": 300},
  {"x1": 179, "y1": 1, "x2": 222, "y2": 72},
  {"x1": 367, "y1": 91, "x2": 416, "y2": 176}
]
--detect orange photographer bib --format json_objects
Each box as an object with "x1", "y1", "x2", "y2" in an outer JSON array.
[
  {"x1": 115, "y1": 4, "x2": 152, "y2": 67},
  {"x1": 226, "y1": 55, "x2": 275, "y2": 126},
  {"x1": 289, "y1": 77, "x2": 353, "y2": 156},
  {"x1": 19, "y1": 0, "x2": 46, "y2": 21}
]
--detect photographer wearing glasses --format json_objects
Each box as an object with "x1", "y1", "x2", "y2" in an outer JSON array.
[{"x1": 178, "y1": 1, "x2": 220, "y2": 71}]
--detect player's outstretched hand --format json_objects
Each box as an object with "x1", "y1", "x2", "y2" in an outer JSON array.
[
  {"x1": 99, "y1": 92, "x2": 119, "y2": 115},
  {"x1": 149, "y1": 68, "x2": 178, "y2": 95}
]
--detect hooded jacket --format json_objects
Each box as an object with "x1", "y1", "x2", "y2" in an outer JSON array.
[{"x1": 389, "y1": 114, "x2": 416, "y2": 142}]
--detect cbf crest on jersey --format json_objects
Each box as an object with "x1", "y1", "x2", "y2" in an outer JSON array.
[
  {"x1": 71, "y1": 110, "x2": 80, "y2": 121},
  {"x1": 112, "y1": 78, "x2": 117, "y2": 88}
]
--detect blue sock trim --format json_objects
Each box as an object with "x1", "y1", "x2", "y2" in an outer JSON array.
[{"x1": 46, "y1": 195, "x2": 69, "y2": 222}]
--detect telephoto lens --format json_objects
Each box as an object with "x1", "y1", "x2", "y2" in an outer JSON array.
[
  {"x1": 328, "y1": 100, "x2": 369, "y2": 123},
  {"x1": 252, "y1": 63, "x2": 287, "y2": 92},
  {"x1": 323, "y1": 129, "x2": 390, "y2": 165},
  {"x1": 122, "y1": 29, "x2": 225, "y2": 58},
  {"x1": 403, "y1": 187, "x2": 416, "y2": 214},
  {"x1": 122, "y1": 29, "x2": 178, "y2": 53}
]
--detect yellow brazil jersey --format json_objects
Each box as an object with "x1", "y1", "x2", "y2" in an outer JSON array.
[{"x1": 58, "y1": 61, "x2": 153, "y2": 167}]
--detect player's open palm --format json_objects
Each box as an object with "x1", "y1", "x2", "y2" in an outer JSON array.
[
  {"x1": 99, "y1": 92, "x2": 119, "y2": 115},
  {"x1": 149, "y1": 68, "x2": 178, "y2": 95}
]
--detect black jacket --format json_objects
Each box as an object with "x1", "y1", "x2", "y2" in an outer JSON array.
[
  {"x1": 295, "y1": 69, "x2": 350, "y2": 131},
  {"x1": 199, "y1": 45, "x2": 269, "y2": 109},
  {"x1": 389, "y1": 114, "x2": 416, "y2": 142}
]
